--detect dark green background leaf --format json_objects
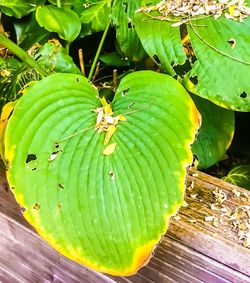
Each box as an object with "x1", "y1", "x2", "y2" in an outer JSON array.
[
  {"x1": 223, "y1": 165, "x2": 250, "y2": 190},
  {"x1": 191, "y1": 95, "x2": 235, "y2": 169}
]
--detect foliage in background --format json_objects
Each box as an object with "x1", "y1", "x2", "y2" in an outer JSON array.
[{"x1": 223, "y1": 165, "x2": 250, "y2": 190}]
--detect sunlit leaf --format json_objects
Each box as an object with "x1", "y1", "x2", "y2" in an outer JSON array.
[
  {"x1": 36, "y1": 5, "x2": 81, "y2": 42},
  {"x1": 134, "y1": 5, "x2": 250, "y2": 110},
  {"x1": 5, "y1": 71, "x2": 200, "y2": 275}
]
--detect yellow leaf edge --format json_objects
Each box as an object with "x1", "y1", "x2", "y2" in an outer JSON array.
[{"x1": 5, "y1": 98, "x2": 201, "y2": 277}]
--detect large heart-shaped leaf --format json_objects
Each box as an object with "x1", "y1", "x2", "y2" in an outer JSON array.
[
  {"x1": 191, "y1": 95, "x2": 235, "y2": 169},
  {"x1": 134, "y1": 3, "x2": 250, "y2": 111},
  {"x1": 36, "y1": 6, "x2": 81, "y2": 42},
  {"x1": 5, "y1": 71, "x2": 200, "y2": 275},
  {"x1": 111, "y1": 0, "x2": 146, "y2": 61}
]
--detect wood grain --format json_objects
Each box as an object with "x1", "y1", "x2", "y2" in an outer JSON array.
[{"x1": 0, "y1": 167, "x2": 249, "y2": 283}]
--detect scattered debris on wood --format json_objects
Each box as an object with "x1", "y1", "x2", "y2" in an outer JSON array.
[{"x1": 136, "y1": 0, "x2": 250, "y2": 22}]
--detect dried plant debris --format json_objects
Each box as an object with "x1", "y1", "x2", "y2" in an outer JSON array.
[
  {"x1": 209, "y1": 188, "x2": 250, "y2": 248},
  {"x1": 137, "y1": 0, "x2": 250, "y2": 22},
  {"x1": 93, "y1": 97, "x2": 126, "y2": 157}
]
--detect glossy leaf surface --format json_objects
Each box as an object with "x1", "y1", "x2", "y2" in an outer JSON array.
[
  {"x1": 36, "y1": 6, "x2": 81, "y2": 42},
  {"x1": 5, "y1": 71, "x2": 200, "y2": 275}
]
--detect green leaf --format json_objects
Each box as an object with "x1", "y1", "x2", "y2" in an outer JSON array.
[
  {"x1": 34, "y1": 40, "x2": 81, "y2": 74},
  {"x1": 223, "y1": 165, "x2": 250, "y2": 190},
  {"x1": 36, "y1": 5, "x2": 81, "y2": 42},
  {"x1": 184, "y1": 17, "x2": 250, "y2": 111},
  {"x1": 5, "y1": 71, "x2": 200, "y2": 275},
  {"x1": 80, "y1": 1, "x2": 111, "y2": 35},
  {"x1": 191, "y1": 95, "x2": 235, "y2": 169},
  {"x1": 0, "y1": 0, "x2": 45, "y2": 18},
  {"x1": 134, "y1": 10, "x2": 250, "y2": 111},
  {"x1": 111, "y1": 0, "x2": 146, "y2": 61},
  {"x1": 134, "y1": 12, "x2": 186, "y2": 76}
]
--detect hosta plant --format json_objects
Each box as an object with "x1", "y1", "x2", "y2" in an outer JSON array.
[{"x1": 0, "y1": 0, "x2": 249, "y2": 276}]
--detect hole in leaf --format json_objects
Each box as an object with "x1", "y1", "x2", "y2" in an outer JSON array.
[
  {"x1": 109, "y1": 170, "x2": 115, "y2": 181},
  {"x1": 122, "y1": 88, "x2": 130, "y2": 97},
  {"x1": 26, "y1": 154, "x2": 37, "y2": 163},
  {"x1": 32, "y1": 167, "x2": 37, "y2": 171},
  {"x1": 240, "y1": 92, "x2": 247, "y2": 98},
  {"x1": 48, "y1": 150, "x2": 61, "y2": 161},
  {"x1": 128, "y1": 22, "x2": 135, "y2": 29},
  {"x1": 21, "y1": 207, "x2": 26, "y2": 213},
  {"x1": 189, "y1": 76, "x2": 198, "y2": 85},
  {"x1": 228, "y1": 38, "x2": 236, "y2": 49},
  {"x1": 55, "y1": 143, "x2": 60, "y2": 149},
  {"x1": 58, "y1": 203, "x2": 62, "y2": 210},
  {"x1": 58, "y1": 183, "x2": 64, "y2": 189},
  {"x1": 153, "y1": 54, "x2": 161, "y2": 65},
  {"x1": 76, "y1": 77, "x2": 80, "y2": 83},
  {"x1": 33, "y1": 203, "x2": 41, "y2": 210},
  {"x1": 11, "y1": 187, "x2": 15, "y2": 190},
  {"x1": 122, "y1": 2, "x2": 128, "y2": 13}
]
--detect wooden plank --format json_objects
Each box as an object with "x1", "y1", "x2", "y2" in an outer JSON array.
[{"x1": 0, "y1": 168, "x2": 250, "y2": 282}]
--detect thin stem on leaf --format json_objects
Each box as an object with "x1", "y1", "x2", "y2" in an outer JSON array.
[
  {"x1": 0, "y1": 33, "x2": 48, "y2": 77},
  {"x1": 88, "y1": 22, "x2": 110, "y2": 81},
  {"x1": 57, "y1": 0, "x2": 62, "y2": 8}
]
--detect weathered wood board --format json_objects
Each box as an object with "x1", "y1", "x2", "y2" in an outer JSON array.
[{"x1": 0, "y1": 168, "x2": 249, "y2": 283}]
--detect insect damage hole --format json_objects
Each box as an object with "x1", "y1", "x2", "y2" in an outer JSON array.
[
  {"x1": 228, "y1": 38, "x2": 236, "y2": 49},
  {"x1": 33, "y1": 203, "x2": 41, "y2": 210},
  {"x1": 240, "y1": 92, "x2": 247, "y2": 98},
  {"x1": 48, "y1": 150, "x2": 61, "y2": 161},
  {"x1": 58, "y1": 183, "x2": 64, "y2": 190},
  {"x1": 26, "y1": 154, "x2": 37, "y2": 163},
  {"x1": 128, "y1": 21, "x2": 135, "y2": 29},
  {"x1": 122, "y1": 88, "x2": 130, "y2": 97},
  {"x1": 153, "y1": 54, "x2": 161, "y2": 65},
  {"x1": 109, "y1": 170, "x2": 116, "y2": 181},
  {"x1": 189, "y1": 76, "x2": 198, "y2": 85}
]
